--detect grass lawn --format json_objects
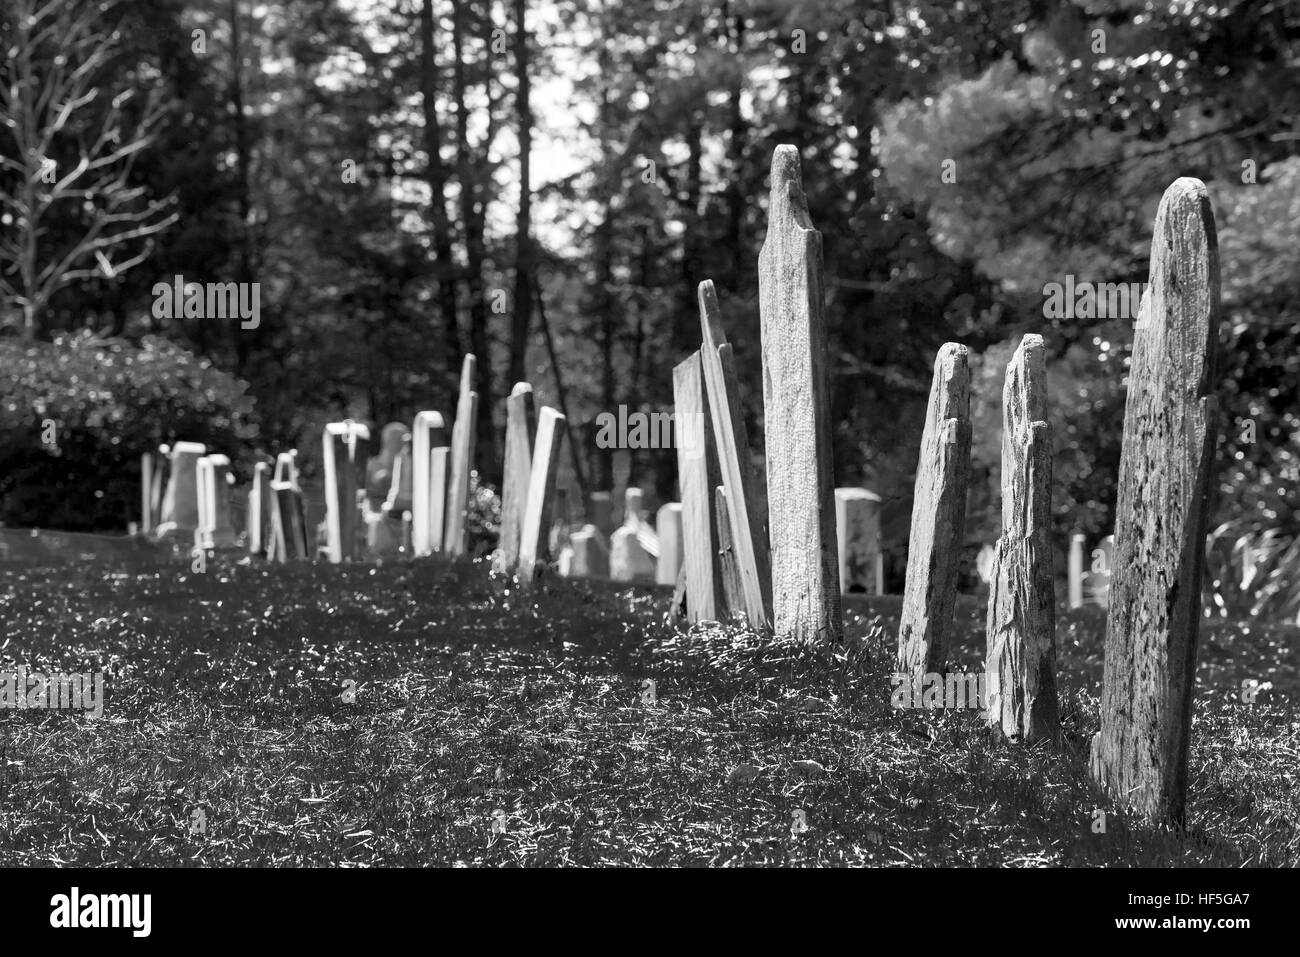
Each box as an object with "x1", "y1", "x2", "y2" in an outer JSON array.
[{"x1": 0, "y1": 555, "x2": 1296, "y2": 866}]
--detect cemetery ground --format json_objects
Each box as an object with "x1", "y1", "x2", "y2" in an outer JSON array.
[{"x1": 0, "y1": 555, "x2": 1297, "y2": 868}]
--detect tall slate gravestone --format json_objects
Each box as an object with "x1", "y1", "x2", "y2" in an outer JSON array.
[
  {"x1": 897, "y1": 344, "x2": 971, "y2": 678},
  {"x1": 758, "y1": 145, "x2": 842, "y2": 642},
  {"x1": 412, "y1": 411, "x2": 449, "y2": 556},
  {"x1": 444, "y1": 355, "x2": 478, "y2": 557},
  {"x1": 196, "y1": 453, "x2": 238, "y2": 550},
  {"x1": 1091, "y1": 178, "x2": 1221, "y2": 826},
  {"x1": 323, "y1": 421, "x2": 370, "y2": 563},
  {"x1": 655, "y1": 503, "x2": 683, "y2": 586},
  {"x1": 518, "y1": 407, "x2": 566, "y2": 582},
  {"x1": 496, "y1": 382, "x2": 537, "y2": 574},
  {"x1": 984, "y1": 335, "x2": 1058, "y2": 744},
  {"x1": 365, "y1": 422, "x2": 409, "y2": 557},
  {"x1": 155, "y1": 441, "x2": 206, "y2": 543},
  {"x1": 697, "y1": 280, "x2": 772, "y2": 627},
  {"x1": 672, "y1": 352, "x2": 724, "y2": 622}
]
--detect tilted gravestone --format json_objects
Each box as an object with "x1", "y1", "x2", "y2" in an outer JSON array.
[
  {"x1": 758, "y1": 145, "x2": 842, "y2": 642},
  {"x1": 672, "y1": 352, "x2": 724, "y2": 622},
  {"x1": 1091, "y1": 178, "x2": 1221, "y2": 826},
  {"x1": 247, "y1": 461, "x2": 272, "y2": 556},
  {"x1": 697, "y1": 279, "x2": 772, "y2": 627},
  {"x1": 155, "y1": 441, "x2": 207, "y2": 543},
  {"x1": 518, "y1": 407, "x2": 566, "y2": 582},
  {"x1": 444, "y1": 355, "x2": 478, "y2": 557},
  {"x1": 897, "y1": 343, "x2": 971, "y2": 678}
]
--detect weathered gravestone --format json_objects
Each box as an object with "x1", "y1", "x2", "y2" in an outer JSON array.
[
  {"x1": 697, "y1": 280, "x2": 772, "y2": 627},
  {"x1": 411, "y1": 411, "x2": 449, "y2": 556},
  {"x1": 672, "y1": 352, "x2": 724, "y2": 622},
  {"x1": 155, "y1": 441, "x2": 207, "y2": 543},
  {"x1": 364, "y1": 423, "x2": 410, "y2": 557},
  {"x1": 269, "y1": 450, "x2": 310, "y2": 562},
  {"x1": 758, "y1": 145, "x2": 842, "y2": 642},
  {"x1": 444, "y1": 355, "x2": 479, "y2": 557},
  {"x1": 835, "y1": 488, "x2": 883, "y2": 596},
  {"x1": 655, "y1": 503, "x2": 683, "y2": 586},
  {"x1": 196, "y1": 453, "x2": 238, "y2": 550},
  {"x1": 984, "y1": 334, "x2": 1058, "y2": 744},
  {"x1": 610, "y1": 487, "x2": 657, "y2": 583},
  {"x1": 247, "y1": 461, "x2": 272, "y2": 556},
  {"x1": 518, "y1": 407, "x2": 566, "y2": 581},
  {"x1": 568, "y1": 524, "x2": 610, "y2": 578},
  {"x1": 897, "y1": 344, "x2": 971, "y2": 678},
  {"x1": 323, "y1": 420, "x2": 370, "y2": 563},
  {"x1": 586, "y1": 491, "x2": 614, "y2": 539},
  {"x1": 1091, "y1": 178, "x2": 1221, "y2": 825},
  {"x1": 496, "y1": 382, "x2": 537, "y2": 574}
]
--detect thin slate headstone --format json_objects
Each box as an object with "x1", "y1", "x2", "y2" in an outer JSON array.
[
  {"x1": 411, "y1": 411, "x2": 449, "y2": 556},
  {"x1": 444, "y1": 355, "x2": 478, "y2": 557},
  {"x1": 569, "y1": 524, "x2": 610, "y2": 578},
  {"x1": 518, "y1": 407, "x2": 566, "y2": 582},
  {"x1": 155, "y1": 441, "x2": 207, "y2": 543},
  {"x1": 1091, "y1": 178, "x2": 1222, "y2": 826},
  {"x1": 323, "y1": 420, "x2": 371, "y2": 563},
  {"x1": 897, "y1": 343, "x2": 972, "y2": 678},
  {"x1": 984, "y1": 334, "x2": 1059, "y2": 744},
  {"x1": 496, "y1": 382, "x2": 537, "y2": 573},
  {"x1": 672, "y1": 352, "x2": 724, "y2": 622},
  {"x1": 697, "y1": 279, "x2": 773, "y2": 627},
  {"x1": 610, "y1": 487, "x2": 656, "y2": 583},
  {"x1": 757, "y1": 145, "x2": 842, "y2": 642}
]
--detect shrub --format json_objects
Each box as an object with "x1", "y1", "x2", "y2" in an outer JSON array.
[{"x1": 0, "y1": 332, "x2": 258, "y2": 532}]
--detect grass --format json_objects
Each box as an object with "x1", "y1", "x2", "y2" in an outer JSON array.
[{"x1": 0, "y1": 555, "x2": 1296, "y2": 866}]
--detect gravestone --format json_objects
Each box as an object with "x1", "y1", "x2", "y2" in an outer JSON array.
[
  {"x1": 569, "y1": 524, "x2": 610, "y2": 578},
  {"x1": 984, "y1": 334, "x2": 1058, "y2": 744},
  {"x1": 655, "y1": 503, "x2": 683, "y2": 586},
  {"x1": 834, "y1": 488, "x2": 883, "y2": 595},
  {"x1": 1068, "y1": 532, "x2": 1086, "y2": 609},
  {"x1": 411, "y1": 411, "x2": 449, "y2": 556},
  {"x1": 697, "y1": 279, "x2": 772, "y2": 627},
  {"x1": 496, "y1": 382, "x2": 537, "y2": 574},
  {"x1": 1091, "y1": 178, "x2": 1221, "y2": 826},
  {"x1": 366, "y1": 425, "x2": 412, "y2": 557},
  {"x1": 610, "y1": 488, "x2": 656, "y2": 583},
  {"x1": 444, "y1": 355, "x2": 478, "y2": 557},
  {"x1": 672, "y1": 352, "x2": 724, "y2": 622},
  {"x1": 155, "y1": 441, "x2": 207, "y2": 543},
  {"x1": 323, "y1": 420, "x2": 370, "y2": 563},
  {"x1": 518, "y1": 407, "x2": 566, "y2": 581},
  {"x1": 196, "y1": 454, "x2": 238, "y2": 550},
  {"x1": 758, "y1": 145, "x2": 842, "y2": 642},
  {"x1": 897, "y1": 343, "x2": 971, "y2": 678},
  {"x1": 248, "y1": 461, "x2": 272, "y2": 556}
]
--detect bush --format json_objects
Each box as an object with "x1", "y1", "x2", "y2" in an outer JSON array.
[{"x1": 0, "y1": 332, "x2": 258, "y2": 532}]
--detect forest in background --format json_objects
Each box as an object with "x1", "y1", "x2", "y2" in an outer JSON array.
[{"x1": 2, "y1": 0, "x2": 1298, "y2": 588}]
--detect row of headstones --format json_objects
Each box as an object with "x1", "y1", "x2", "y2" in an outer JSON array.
[
  {"x1": 888, "y1": 176, "x2": 1222, "y2": 827},
  {"x1": 640, "y1": 146, "x2": 1218, "y2": 826}
]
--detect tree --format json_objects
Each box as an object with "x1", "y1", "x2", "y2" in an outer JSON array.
[{"x1": 0, "y1": 0, "x2": 177, "y2": 339}]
